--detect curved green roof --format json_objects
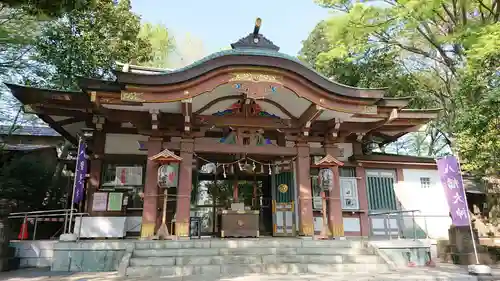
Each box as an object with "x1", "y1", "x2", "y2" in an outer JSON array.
[{"x1": 161, "y1": 48, "x2": 386, "y2": 91}]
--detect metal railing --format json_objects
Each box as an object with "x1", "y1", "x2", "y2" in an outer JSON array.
[
  {"x1": 368, "y1": 210, "x2": 451, "y2": 240},
  {"x1": 8, "y1": 209, "x2": 89, "y2": 240}
]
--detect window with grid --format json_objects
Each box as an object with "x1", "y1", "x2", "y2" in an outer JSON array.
[
  {"x1": 101, "y1": 163, "x2": 145, "y2": 209},
  {"x1": 420, "y1": 177, "x2": 431, "y2": 188}
]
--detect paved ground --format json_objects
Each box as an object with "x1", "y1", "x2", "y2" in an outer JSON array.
[{"x1": 0, "y1": 267, "x2": 498, "y2": 281}]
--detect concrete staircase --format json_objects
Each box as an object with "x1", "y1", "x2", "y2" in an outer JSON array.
[{"x1": 122, "y1": 239, "x2": 390, "y2": 277}]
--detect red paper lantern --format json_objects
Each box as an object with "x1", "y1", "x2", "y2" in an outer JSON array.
[{"x1": 318, "y1": 168, "x2": 334, "y2": 191}]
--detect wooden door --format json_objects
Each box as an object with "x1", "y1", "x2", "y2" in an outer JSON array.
[{"x1": 272, "y1": 170, "x2": 296, "y2": 236}]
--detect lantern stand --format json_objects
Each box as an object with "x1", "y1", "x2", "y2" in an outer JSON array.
[
  {"x1": 313, "y1": 154, "x2": 344, "y2": 240},
  {"x1": 148, "y1": 148, "x2": 183, "y2": 240}
]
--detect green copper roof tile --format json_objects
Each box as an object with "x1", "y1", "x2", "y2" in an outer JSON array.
[{"x1": 164, "y1": 48, "x2": 332, "y2": 80}]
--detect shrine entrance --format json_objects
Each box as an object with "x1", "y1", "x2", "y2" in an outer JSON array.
[{"x1": 193, "y1": 152, "x2": 297, "y2": 237}]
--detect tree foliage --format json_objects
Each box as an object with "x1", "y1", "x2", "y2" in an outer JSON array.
[
  {"x1": 0, "y1": 0, "x2": 176, "y2": 213},
  {"x1": 303, "y1": 0, "x2": 499, "y2": 163},
  {"x1": 31, "y1": 0, "x2": 152, "y2": 90},
  {"x1": 0, "y1": 151, "x2": 64, "y2": 212},
  {"x1": 455, "y1": 22, "x2": 500, "y2": 179},
  {"x1": 1, "y1": 0, "x2": 91, "y2": 17},
  {"x1": 138, "y1": 22, "x2": 175, "y2": 68},
  {"x1": 314, "y1": 0, "x2": 498, "y2": 123},
  {"x1": 299, "y1": 21, "x2": 432, "y2": 108}
]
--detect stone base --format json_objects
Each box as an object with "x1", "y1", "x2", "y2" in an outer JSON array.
[
  {"x1": 468, "y1": 264, "x2": 492, "y2": 275},
  {"x1": 59, "y1": 233, "x2": 77, "y2": 241}
]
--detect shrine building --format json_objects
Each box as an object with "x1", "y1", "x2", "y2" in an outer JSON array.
[{"x1": 5, "y1": 20, "x2": 446, "y2": 240}]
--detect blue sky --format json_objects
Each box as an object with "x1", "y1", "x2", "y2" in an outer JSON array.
[{"x1": 130, "y1": 0, "x2": 331, "y2": 56}]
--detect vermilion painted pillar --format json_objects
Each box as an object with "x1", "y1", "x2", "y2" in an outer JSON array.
[
  {"x1": 330, "y1": 166, "x2": 344, "y2": 237},
  {"x1": 296, "y1": 142, "x2": 313, "y2": 236},
  {"x1": 324, "y1": 143, "x2": 344, "y2": 238},
  {"x1": 86, "y1": 131, "x2": 105, "y2": 214},
  {"x1": 356, "y1": 166, "x2": 370, "y2": 236},
  {"x1": 175, "y1": 138, "x2": 194, "y2": 237},
  {"x1": 141, "y1": 137, "x2": 162, "y2": 238}
]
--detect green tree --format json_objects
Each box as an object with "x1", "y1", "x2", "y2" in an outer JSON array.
[
  {"x1": 0, "y1": 152, "x2": 60, "y2": 212},
  {"x1": 1, "y1": 0, "x2": 91, "y2": 17},
  {"x1": 139, "y1": 22, "x2": 175, "y2": 68},
  {"x1": 305, "y1": 0, "x2": 499, "y2": 158},
  {"x1": 300, "y1": 21, "x2": 431, "y2": 107},
  {"x1": 312, "y1": 0, "x2": 499, "y2": 130},
  {"x1": 32, "y1": 0, "x2": 152, "y2": 90},
  {"x1": 300, "y1": 19, "x2": 446, "y2": 156},
  {"x1": 455, "y1": 22, "x2": 500, "y2": 186}
]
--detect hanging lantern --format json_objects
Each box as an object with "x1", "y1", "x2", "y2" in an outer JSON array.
[
  {"x1": 148, "y1": 148, "x2": 182, "y2": 189},
  {"x1": 158, "y1": 163, "x2": 179, "y2": 188},
  {"x1": 318, "y1": 168, "x2": 334, "y2": 191}
]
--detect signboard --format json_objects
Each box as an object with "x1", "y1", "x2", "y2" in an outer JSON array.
[
  {"x1": 92, "y1": 192, "x2": 108, "y2": 211},
  {"x1": 107, "y1": 192, "x2": 123, "y2": 211},
  {"x1": 115, "y1": 166, "x2": 143, "y2": 186},
  {"x1": 436, "y1": 155, "x2": 470, "y2": 226},
  {"x1": 73, "y1": 139, "x2": 88, "y2": 203},
  {"x1": 158, "y1": 163, "x2": 178, "y2": 188}
]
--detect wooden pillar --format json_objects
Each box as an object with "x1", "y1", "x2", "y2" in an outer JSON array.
[
  {"x1": 324, "y1": 143, "x2": 344, "y2": 238},
  {"x1": 141, "y1": 137, "x2": 162, "y2": 238},
  {"x1": 86, "y1": 131, "x2": 105, "y2": 214},
  {"x1": 175, "y1": 138, "x2": 194, "y2": 237},
  {"x1": 356, "y1": 166, "x2": 370, "y2": 237},
  {"x1": 296, "y1": 142, "x2": 313, "y2": 236}
]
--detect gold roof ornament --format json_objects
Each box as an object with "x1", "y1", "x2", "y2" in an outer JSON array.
[
  {"x1": 148, "y1": 148, "x2": 183, "y2": 163},
  {"x1": 314, "y1": 154, "x2": 344, "y2": 167}
]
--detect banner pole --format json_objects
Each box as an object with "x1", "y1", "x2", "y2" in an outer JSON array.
[
  {"x1": 68, "y1": 136, "x2": 83, "y2": 234},
  {"x1": 456, "y1": 155, "x2": 480, "y2": 264}
]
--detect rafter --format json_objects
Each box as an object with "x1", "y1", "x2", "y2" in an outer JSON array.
[
  {"x1": 298, "y1": 104, "x2": 324, "y2": 136},
  {"x1": 364, "y1": 108, "x2": 399, "y2": 134}
]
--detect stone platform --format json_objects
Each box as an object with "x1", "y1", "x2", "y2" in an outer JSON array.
[
  {"x1": 121, "y1": 239, "x2": 388, "y2": 277},
  {"x1": 0, "y1": 267, "x2": 483, "y2": 281}
]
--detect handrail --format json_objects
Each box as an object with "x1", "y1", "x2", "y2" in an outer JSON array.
[
  {"x1": 368, "y1": 209, "x2": 454, "y2": 241},
  {"x1": 368, "y1": 209, "x2": 420, "y2": 216},
  {"x1": 8, "y1": 208, "x2": 89, "y2": 241},
  {"x1": 368, "y1": 209, "x2": 423, "y2": 240},
  {"x1": 9, "y1": 208, "x2": 78, "y2": 216}
]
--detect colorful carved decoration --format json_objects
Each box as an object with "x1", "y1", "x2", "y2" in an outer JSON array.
[
  {"x1": 213, "y1": 99, "x2": 279, "y2": 118},
  {"x1": 121, "y1": 91, "x2": 145, "y2": 102},
  {"x1": 220, "y1": 131, "x2": 238, "y2": 144},
  {"x1": 229, "y1": 73, "x2": 283, "y2": 99},
  {"x1": 229, "y1": 73, "x2": 282, "y2": 84}
]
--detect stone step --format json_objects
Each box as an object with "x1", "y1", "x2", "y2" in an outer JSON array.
[
  {"x1": 133, "y1": 239, "x2": 362, "y2": 250},
  {"x1": 129, "y1": 254, "x2": 382, "y2": 266},
  {"x1": 125, "y1": 263, "x2": 390, "y2": 277},
  {"x1": 133, "y1": 247, "x2": 364, "y2": 257}
]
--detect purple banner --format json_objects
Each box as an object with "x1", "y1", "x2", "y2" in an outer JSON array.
[
  {"x1": 73, "y1": 139, "x2": 88, "y2": 204},
  {"x1": 436, "y1": 155, "x2": 470, "y2": 226}
]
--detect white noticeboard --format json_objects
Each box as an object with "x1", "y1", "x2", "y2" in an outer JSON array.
[
  {"x1": 115, "y1": 166, "x2": 143, "y2": 186},
  {"x1": 74, "y1": 216, "x2": 126, "y2": 238},
  {"x1": 92, "y1": 192, "x2": 108, "y2": 211}
]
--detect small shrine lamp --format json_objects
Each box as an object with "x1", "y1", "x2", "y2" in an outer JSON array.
[
  {"x1": 314, "y1": 155, "x2": 344, "y2": 240},
  {"x1": 148, "y1": 148, "x2": 182, "y2": 240}
]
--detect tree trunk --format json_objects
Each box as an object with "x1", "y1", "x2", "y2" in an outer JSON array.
[{"x1": 50, "y1": 141, "x2": 72, "y2": 198}]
